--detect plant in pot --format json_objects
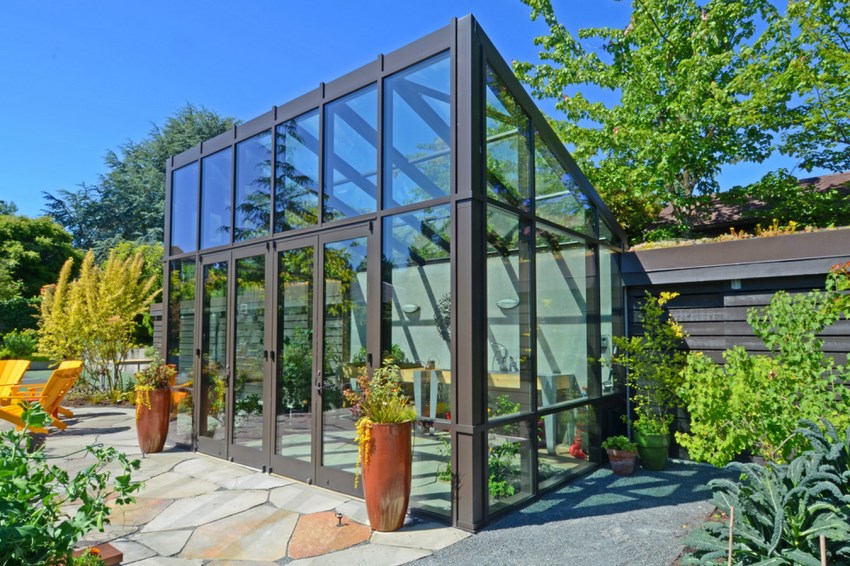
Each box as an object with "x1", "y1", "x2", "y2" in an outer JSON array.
[
  {"x1": 608, "y1": 291, "x2": 687, "y2": 471},
  {"x1": 344, "y1": 359, "x2": 416, "y2": 532},
  {"x1": 134, "y1": 355, "x2": 176, "y2": 454},
  {"x1": 601, "y1": 435, "x2": 638, "y2": 476}
]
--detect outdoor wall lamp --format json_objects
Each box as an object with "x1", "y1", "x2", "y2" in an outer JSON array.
[
  {"x1": 401, "y1": 303, "x2": 421, "y2": 314},
  {"x1": 496, "y1": 298, "x2": 520, "y2": 309}
]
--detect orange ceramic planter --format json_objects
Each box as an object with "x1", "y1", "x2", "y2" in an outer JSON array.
[
  {"x1": 362, "y1": 421, "x2": 412, "y2": 532},
  {"x1": 136, "y1": 388, "x2": 171, "y2": 454}
]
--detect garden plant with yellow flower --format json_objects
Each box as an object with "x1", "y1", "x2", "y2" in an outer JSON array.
[{"x1": 344, "y1": 360, "x2": 416, "y2": 487}]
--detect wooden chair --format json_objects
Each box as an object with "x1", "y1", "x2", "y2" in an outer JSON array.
[
  {"x1": 0, "y1": 359, "x2": 30, "y2": 399},
  {"x1": 0, "y1": 361, "x2": 83, "y2": 433},
  {"x1": 1, "y1": 360, "x2": 82, "y2": 418}
]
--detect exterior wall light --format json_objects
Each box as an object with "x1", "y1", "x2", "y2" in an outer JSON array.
[
  {"x1": 401, "y1": 304, "x2": 421, "y2": 314},
  {"x1": 496, "y1": 298, "x2": 520, "y2": 309}
]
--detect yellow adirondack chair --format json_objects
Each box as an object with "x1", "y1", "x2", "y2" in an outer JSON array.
[
  {"x1": 0, "y1": 359, "x2": 30, "y2": 399},
  {"x1": 0, "y1": 361, "x2": 83, "y2": 433},
  {"x1": 1, "y1": 360, "x2": 82, "y2": 418}
]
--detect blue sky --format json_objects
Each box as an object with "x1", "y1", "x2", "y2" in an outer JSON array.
[{"x1": 0, "y1": 0, "x2": 824, "y2": 218}]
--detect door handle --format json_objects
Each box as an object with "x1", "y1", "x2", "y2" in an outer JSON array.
[{"x1": 315, "y1": 370, "x2": 323, "y2": 393}]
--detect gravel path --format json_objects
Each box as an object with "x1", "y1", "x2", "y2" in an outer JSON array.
[{"x1": 415, "y1": 461, "x2": 726, "y2": 566}]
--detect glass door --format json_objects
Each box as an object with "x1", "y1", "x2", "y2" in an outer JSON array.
[
  {"x1": 229, "y1": 246, "x2": 270, "y2": 467},
  {"x1": 197, "y1": 254, "x2": 230, "y2": 458},
  {"x1": 315, "y1": 228, "x2": 371, "y2": 492}
]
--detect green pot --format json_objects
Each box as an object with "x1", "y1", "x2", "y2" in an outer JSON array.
[{"x1": 634, "y1": 430, "x2": 670, "y2": 471}]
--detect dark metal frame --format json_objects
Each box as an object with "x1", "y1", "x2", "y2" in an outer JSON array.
[{"x1": 163, "y1": 15, "x2": 627, "y2": 532}]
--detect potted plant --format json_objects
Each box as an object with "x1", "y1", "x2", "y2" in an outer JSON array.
[
  {"x1": 601, "y1": 435, "x2": 638, "y2": 476},
  {"x1": 608, "y1": 291, "x2": 687, "y2": 471},
  {"x1": 344, "y1": 359, "x2": 416, "y2": 532},
  {"x1": 134, "y1": 355, "x2": 176, "y2": 454}
]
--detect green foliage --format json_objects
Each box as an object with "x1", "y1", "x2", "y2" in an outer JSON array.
[
  {"x1": 0, "y1": 402, "x2": 141, "y2": 565},
  {"x1": 133, "y1": 355, "x2": 175, "y2": 391},
  {"x1": 0, "y1": 201, "x2": 17, "y2": 216},
  {"x1": 0, "y1": 296, "x2": 39, "y2": 336},
  {"x1": 280, "y1": 328, "x2": 313, "y2": 411},
  {"x1": 487, "y1": 394, "x2": 521, "y2": 499},
  {"x1": 608, "y1": 291, "x2": 687, "y2": 435},
  {"x1": 345, "y1": 360, "x2": 416, "y2": 424},
  {"x1": 43, "y1": 104, "x2": 237, "y2": 253},
  {"x1": 683, "y1": 419, "x2": 850, "y2": 564},
  {"x1": 38, "y1": 249, "x2": 161, "y2": 392},
  {"x1": 0, "y1": 213, "x2": 80, "y2": 299},
  {"x1": 677, "y1": 266, "x2": 850, "y2": 465},
  {"x1": 602, "y1": 435, "x2": 637, "y2": 452},
  {"x1": 514, "y1": 0, "x2": 850, "y2": 241},
  {"x1": 0, "y1": 329, "x2": 38, "y2": 360}
]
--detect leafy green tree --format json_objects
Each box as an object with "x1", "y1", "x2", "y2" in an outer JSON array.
[
  {"x1": 514, "y1": 0, "x2": 850, "y2": 241},
  {"x1": 44, "y1": 104, "x2": 237, "y2": 254},
  {"x1": 38, "y1": 249, "x2": 160, "y2": 392},
  {"x1": 0, "y1": 201, "x2": 17, "y2": 215},
  {"x1": 0, "y1": 214, "x2": 80, "y2": 299}
]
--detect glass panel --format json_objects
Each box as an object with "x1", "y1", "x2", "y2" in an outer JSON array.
[
  {"x1": 232, "y1": 255, "x2": 265, "y2": 449},
  {"x1": 234, "y1": 131, "x2": 272, "y2": 242},
  {"x1": 166, "y1": 258, "x2": 195, "y2": 445},
  {"x1": 485, "y1": 66, "x2": 530, "y2": 210},
  {"x1": 600, "y1": 247, "x2": 624, "y2": 394},
  {"x1": 487, "y1": 207, "x2": 532, "y2": 419},
  {"x1": 200, "y1": 261, "x2": 228, "y2": 440},
  {"x1": 322, "y1": 237, "x2": 368, "y2": 473},
  {"x1": 275, "y1": 111, "x2": 320, "y2": 231},
  {"x1": 536, "y1": 225, "x2": 589, "y2": 405},
  {"x1": 534, "y1": 136, "x2": 593, "y2": 236},
  {"x1": 538, "y1": 405, "x2": 595, "y2": 490},
  {"x1": 200, "y1": 149, "x2": 233, "y2": 249},
  {"x1": 383, "y1": 52, "x2": 451, "y2": 209},
  {"x1": 382, "y1": 204, "x2": 452, "y2": 517},
  {"x1": 599, "y1": 218, "x2": 622, "y2": 248},
  {"x1": 170, "y1": 163, "x2": 199, "y2": 254},
  {"x1": 488, "y1": 420, "x2": 533, "y2": 512},
  {"x1": 324, "y1": 86, "x2": 378, "y2": 221},
  {"x1": 277, "y1": 246, "x2": 314, "y2": 462}
]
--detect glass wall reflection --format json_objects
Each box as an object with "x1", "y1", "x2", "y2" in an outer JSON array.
[
  {"x1": 276, "y1": 111, "x2": 320, "y2": 231},
  {"x1": 277, "y1": 246, "x2": 314, "y2": 462},
  {"x1": 488, "y1": 419, "x2": 533, "y2": 513},
  {"x1": 200, "y1": 149, "x2": 233, "y2": 249},
  {"x1": 170, "y1": 163, "x2": 198, "y2": 254},
  {"x1": 534, "y1": 137, "x2": 592, "y2": 236},
  {"x1": 234, "y1": 131, "x2": 272, "y2": 242},
  {"x1": 324, "y1": 86, "x2": 378, "y2": 221},
  {"x1": 486, "y1": 206, "x2": 532, "y2": 418},
  {"x1": 535, "y1": 224, "x2": 589, "y2": 405},
  {"x1": 232, "y1": 255, "x2": 265, "y2": 449},
  {"x1": 538, "y1": 405, "x2": 595, "y2": 490},
  {"x1": 167, "y1": 259, "x2": 195, "y2": 445},
  {"x1": 485, "y1": 66, "x2": 530, "y2": 210},
  {"x1": 383, "y1": 52, "x2": 451, "y2": 209},
  {"x1": 200, "y1": 261, "x2": 228, "y2": 440}
]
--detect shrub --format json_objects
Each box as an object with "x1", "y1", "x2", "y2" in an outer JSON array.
[
  {"x1": 0, "y1": 402, "x2": 141, "y2": 565},
  {"x1": 683, "y1": 419, "x2": 850, "y2": 564},
  {"x1": 602, "y1": 435, "x2": 637, "y2": 452},
  {"x1": 677, "y1": 264, "x2": 850, "y2": 465},
  {"x1": 0, "y1": 328, "x2": 37, "y2": 359}
]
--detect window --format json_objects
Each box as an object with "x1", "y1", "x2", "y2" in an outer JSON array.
[
  {"x1": 170, "y1": 163, "x2": 199, "y2": 254},
  {"x1": 275, "y1": 111, "x2": 320, "y2": 231},
  {"x1": 234, "y1": 130, "x2": 272, "y2": 242},
  {"x1": 485, "y1": 66, "x2": 530, "y2": 210},
  {"x1": 534, "y1": 137, "x2": 592, "y2": 236},
  {"x1": 200, "y1": 149, "x2": 233, "y2": 249}
]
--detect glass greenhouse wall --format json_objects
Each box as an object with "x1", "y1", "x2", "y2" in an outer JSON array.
[{"x1": 162, "y1": 15, "x2": 626, "y2": 531}]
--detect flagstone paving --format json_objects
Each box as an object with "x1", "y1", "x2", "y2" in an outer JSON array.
[{"x1": 20, "y1": 406, "x2": 470, "y2": 565}]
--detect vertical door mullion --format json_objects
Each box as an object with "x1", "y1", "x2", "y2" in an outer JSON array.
[{"x1": 311, "y1": 238, "x2": 324, "y2": 477}]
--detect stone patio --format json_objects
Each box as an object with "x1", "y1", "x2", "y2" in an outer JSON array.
[{"x1": 18, "y1": 406, "x2": 470, "y2": 565}]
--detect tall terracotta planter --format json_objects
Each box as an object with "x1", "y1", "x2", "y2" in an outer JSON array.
[
  {"x1": 362, "y1": 421, "x2": 412, "y2": 532},
  {"x1": 136, "y1": 388, "x2": 171, "y2": 454}
]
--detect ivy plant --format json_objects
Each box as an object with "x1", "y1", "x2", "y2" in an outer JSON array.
[{"x1": 0, "y1": 402, "x2": 141, "y2": 565}]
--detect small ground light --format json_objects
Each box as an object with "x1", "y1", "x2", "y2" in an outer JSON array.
[{"x1": 336, "y1": 512, "x2": 344, "y2": 527}]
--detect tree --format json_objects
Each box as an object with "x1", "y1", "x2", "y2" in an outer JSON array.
[
  {"x1": 44, "y1": 104, "x2": 237, "y2": 254},
  {"x1": 0, "y1": 214, "x2": 80, "y2": 299},
  {"x1": 513, "y1": 0, "x2": 849, "y2": 241},
  {"x1": 38, "y1": 250, "x2": 160, "y2": 392},
  {"x1": 0, "y1": 201, "x2": 17, "y2": 215}
]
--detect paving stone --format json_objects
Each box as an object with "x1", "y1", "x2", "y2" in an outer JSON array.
[
  {"x1": 132, "y1": 557, "x2": 204, "y2": 566},
  {"x1": 287, "y1": 543, "x2": 430, "y2": 566},
  {"x1": 142, "y1": 490, "x2": 268, "y2": 532},
  {"x1": 181, "y1": 504, "x2": 297, "y2": 561},
  {"x1": 217, "y1": 471, "x2": 293, "y2": 490},
  {"x1": 130, "y1": 530, "x2": 193, "y2": 557},
  {"x1": 206, "y1": 562, "x2": 280, "y2": 566},
  {"x1": 173, "y1": 457, "x2": 253, "y2": 483},
  {"x1": 269, "y1": 484, "x2": 350, "y2": 514},
  {"x1": 109, "y1": 497, "x2": 173, "y2": 526},
  {"x1": 137, "y1": 471, "x2": 220, "y2": 499},
  {"x1": 370, "y1": 521, "x2": 470, "y2": 551},
  {"x1": 79, "y1": 523, "x2": 139, "y2": 544},
  {"x1": 110, "y1": 539, "x2": 157, "y2": 563},
  {"x1": 288, "y1": 511, "x2": 371, "y2": 560}
]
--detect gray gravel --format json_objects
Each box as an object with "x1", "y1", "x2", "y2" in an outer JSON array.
[{"x1": 415, "y1": 461, "x2": 727, "y2": 566}]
